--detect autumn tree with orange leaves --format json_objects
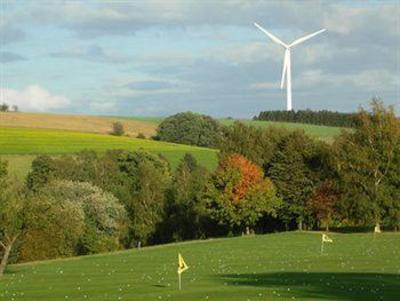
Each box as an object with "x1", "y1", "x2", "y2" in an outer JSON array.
[{"x1": 203, "y1": 154, "x2": 281, "y2": 234}]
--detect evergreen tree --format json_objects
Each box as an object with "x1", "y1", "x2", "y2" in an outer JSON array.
[
  {"x1": 162, "y1": 154, "x2": 209, "y2": 242},
  {"x1": 268, "y1": 132, "x2": 315, "y2": 230}
]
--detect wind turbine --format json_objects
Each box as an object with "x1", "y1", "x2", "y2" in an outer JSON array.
[{"x1": 254, "y1": 23, "x2": 326, "y2": 111}]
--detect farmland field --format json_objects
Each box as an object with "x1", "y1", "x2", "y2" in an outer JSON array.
[
  {"x1": 0, "y1": 127, "x2": 218, "y2": 178},
  {"x1": 1, "y1": 232, "x2": 399, "y2": 301},
  {"x1": 0, "y1": 112, "x2": 158, "y2": 138}
]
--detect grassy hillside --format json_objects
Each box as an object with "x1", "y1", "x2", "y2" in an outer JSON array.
[
  {"x1": 112, "y1": 116, "x2": 345, "y2": 141},
  {"x1": 219, "y1": 119, "x2": 344, "y2": 141},
  {"x1": 0, "y1": 112, "x2": 158, "y2": 138},
  {"x1": 0, "y1": 127, "x2": 218, "y2": 178},
  {"x1": 1, "y1": 232, "x2": 399, "y2": 301}
]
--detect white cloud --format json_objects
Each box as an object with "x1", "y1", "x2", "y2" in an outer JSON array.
[
  {"x1": 0, "y1": 85, "x2": 70, "y2": 112},
  {"x1": 297, "y1": 68, "x2": 398, "y2": 91}
]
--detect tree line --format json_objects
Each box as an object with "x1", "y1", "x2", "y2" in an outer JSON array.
[
  {"x1": 0, "y1": 103, "x2": 19, "y2": 112},
  {"x1": 253, "y1": 109, "x2": 359, "y2": 127},
  {"x1": 1, "y1": 99, "x2": 399, "y2": 275}
]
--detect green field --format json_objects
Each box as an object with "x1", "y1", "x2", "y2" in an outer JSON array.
[
  {"x1": 1, "y1": 232, "x2": 399, "y2": 301},
  {"x1": 0, "y1": 127, "x2": 218, "y2": 178},
  {"x1": 219, "y1": 119, "x2": 345, "y2": 141}
]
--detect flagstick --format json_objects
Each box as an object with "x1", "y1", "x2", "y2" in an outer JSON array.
[{"x1": 178, "y1": 273, "x2": 182, "y2": 290}]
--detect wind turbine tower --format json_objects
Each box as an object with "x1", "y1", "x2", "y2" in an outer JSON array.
[{"x1": 254, "y1": 23, "x2": 326, "y2": 111}]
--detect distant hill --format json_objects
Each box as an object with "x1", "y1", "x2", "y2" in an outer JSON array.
[
  {"x1": 0, "y1": 112, "x2": 345, "y2": 142},
  {"x1": 0, "y1": 112, "x2": 158, "y2": 138}
]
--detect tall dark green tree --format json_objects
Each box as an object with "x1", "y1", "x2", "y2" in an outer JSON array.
[
  {"x1": 26, "y1": 155, "x2": 55, "y2": 191},
  {"x1": 267, "y1": 131, "x2": 316, "y2": 230},
  {"x1": 130, "y1": 160, "x2": 171, "y2": 245},
  {"x1": 162, "y1": 154, "x2": 209, "y2": 242}
]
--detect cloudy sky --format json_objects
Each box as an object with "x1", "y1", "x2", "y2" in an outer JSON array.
[{"x1": 1, "y1": 0, "x2": 399, "y2": 117}]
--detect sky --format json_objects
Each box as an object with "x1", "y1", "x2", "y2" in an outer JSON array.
[{"x1": 1, "y1": 0, "x2": 399, "y2": 117}]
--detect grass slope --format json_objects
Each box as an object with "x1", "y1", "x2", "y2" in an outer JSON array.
[
  {"x1": 111, "y1": 116, "x2": 345, "y2": 141},
  {"x1": 0, "y1": 127, "x2": 218, "y2": 177},
  {"x1": 0, "y1": 112, "x2": 157, "y2": 138},
  {"x1": 219, "y1": 119, "x2": 344, "y2": 141},
  {"x1": 1, "y1": 232, "x2": 399, "y2": 301}
]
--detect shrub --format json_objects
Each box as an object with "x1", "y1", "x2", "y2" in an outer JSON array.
[
  {"x1": 136, "y1": 133, "x2": 146, "y2": 139},
  {"x1": 111, "y1": 121, "x2": 125, "y2": 136},
  {"x1": 0, "y1": 103, "x2": 9, "y2": 112}
]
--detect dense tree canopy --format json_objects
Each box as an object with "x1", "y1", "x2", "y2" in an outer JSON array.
[
  {"x1": 156, "y1": 112, "x2": 222, "y2": 147},
  {"x1": 21, "y1": 181, "x2": 127, "y2": 261},
  {"x1": 220, "y1": 121, "x2": 287, "y2": 168},
  {"x1": 161, "y1": 154, "x2": 210, "y2": 242},
  {"x1": 254, "y1": 109, "x2": 359, "y2": 127}
]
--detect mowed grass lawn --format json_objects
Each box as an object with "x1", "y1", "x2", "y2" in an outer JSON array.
[
  {"x1": 1, "y1": 232, "x2": 399, "y2": 301},
  {"x1": 0, "y1": 127, "x2": 218, "y2": 177}
]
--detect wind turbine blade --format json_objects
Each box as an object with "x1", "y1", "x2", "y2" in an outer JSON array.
[
  {"x1": 254, "y1": 23, "x2": 288, "y2": 48},
  {"x1": 280, "y1": 50, "x2": 289, "y2": 88},
  {"x1": 289, "y1": 28, "x2": 326, "y2": 47}
]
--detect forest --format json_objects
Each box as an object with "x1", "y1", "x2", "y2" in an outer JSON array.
[
  {"x1": 254, "y1": 109, "x2": 359, "y2": 127},
  {"x1": 0, "y1": 100, "x2": 399, "y2": 274}
]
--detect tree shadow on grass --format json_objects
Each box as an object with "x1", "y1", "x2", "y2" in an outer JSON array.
[{"x1": 218, "y1": 272, "x2": 400, "y2": 301}]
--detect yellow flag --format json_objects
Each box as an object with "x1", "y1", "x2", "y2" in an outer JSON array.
[
  {"x1": 177, "y1": 253, "x2": 189, "y2": 274},
  {"x1": 322, "y1": 233, "x2": 333, "y2": 243}
]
